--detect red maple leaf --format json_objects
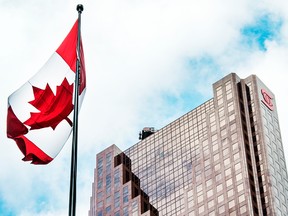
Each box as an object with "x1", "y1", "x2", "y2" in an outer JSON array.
[{"x1": 24, "y1": 78, "x2": 74, "y2": 130}]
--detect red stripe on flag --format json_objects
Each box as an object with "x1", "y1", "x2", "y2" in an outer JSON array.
[
  {"x1": 7, "y1": 106, "x2": 28, "y2": 138},
  {"x1": 7, "y1": 106, "x2": 53, "y2": 164},
  {"x1": 16, "y1": 136, "x2": 53, "y2": 164},
  {"x1": 56, "y1": 20, "x2": 86, "y2": 94},
  {"x1": 56, "y1": 20, "x2": 78, "y2": 72},
  {"x1": 7, "y1": 20, "x2": 86, "y2": 164}
]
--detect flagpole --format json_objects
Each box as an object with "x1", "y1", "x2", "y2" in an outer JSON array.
[{"x1": 69, "y1": 4, "x2": 83, "y2": 216}]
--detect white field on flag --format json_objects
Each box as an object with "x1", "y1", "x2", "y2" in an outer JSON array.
[
  {"x1": 7, "y1": 19, "x2": 86, "y2": 164},
  {"x1": 8, "y1": 52, "x2": 86, "y2": 159}
]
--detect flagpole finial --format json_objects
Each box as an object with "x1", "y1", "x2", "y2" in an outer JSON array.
[{"x1": 76, "y1": 4, "x2": 84, "y2": 13}]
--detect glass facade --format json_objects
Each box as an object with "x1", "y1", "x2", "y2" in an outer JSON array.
[
  {"x1": 89, "y1": 73, "x2": 288, "y2": 216},
  {"x1": 89, "y1": 145, "x2": 158, "y2": 216}
]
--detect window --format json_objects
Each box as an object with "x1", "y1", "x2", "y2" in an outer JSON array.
[
  {"x1": 232, "y1": 142, "x2": 239, "y2": 151},
  {"x1": 106, "y1": 152, "x2": 112, "y2": 162},
  {"x1": 196, "y1": 184, "x2": 203, "y2": 193},
  {"x1": 223, "y1": 148, "x2": 229, "y2": 156},
  {"x1": 225, "y1": 168, "x2": 231, "y2": 177},
  {"x1": 231, "y1": 133, "x2": 237, "y2": 141},
  {"x1": 216, "y1": 173, "x2": 222, "y2": 181},
  {"x1": 224, "y1": 158, "x2": 230, "y2": 166},
  {"x1": 213, "y1": 153, "x2": 220, "y2": 162},
  {"x1": 209, "y1": 211, "x2": 216, "y2": 216},
  {"x1": 106, "y1": 174, "x2": 112, "y2": 194},
  {"x1": 97, "y1": 191, "x2": 103, "y2": 200},
  {"x1": 114, "y1": 191, "x2": 120, "y2": 208},
  {"x1": 218, "y1": 107, "x2": 225, "y2": 118},
  {"x1": 218, "y1": 194, "x2": 224, "y2": 203},
  {"x1": 218, "y1": 98, "x2": 224, "y2": 105},
  {"x1": 97, "y1": 158, "x2": 103, "y2": 178},
  {"x1": 236, "y1": 173, "x2": 243, "y2": 181},
  {"x1": 240, "y1": 205, "x2": 246, "y2": 214},
  {"x1": 197, "y1": 194, "x2": 203, "y2": 203},
  {"x1": 228, "y1": 101, "x2": 234, "y2": 111},
  {"x1": 208, "y1": 200, "x2": 214, "y2": 208},
  {"x1": 220, "y1": 119, "x2": 226, "y2": 127},
  {"x1": 228, "y1": 188, "x2": 234, "y2": 197},
  {"x1": 199, "y1": 204, "x2": 205, "y2": 214},
  {"x1": 123, "y1": 206, "x2": 129, "y2": 216},
  {"x1": 206, "y1": 179, "x2": 212, "y2": 188},
  {"x1": 97, "y1": 201, "x2": 103, "y2": 208},
  {"x1": 97, "y1": 179, "x2": 103, "y2": 189},
  {"x1": 106, "y1": 206, "x2": 111, "y2": 214},
  {"x1": 188, "y1": 210, "x2": 195, "y2": 216},
  {"x1": 216, "y1": 184, "x2": 223, "y2": 193},
  {"x1": 219, "y1": 205, "x2": 225, "y2": 214},
  {"x1": 221, "y1": 128, "x2": 227, "y2": 137},
  {"x1": 227, "y1": 91, "x2": 233, "y2": 100},
  {"x1": 234, "y1": 152, "x2": 240, "y2": 161},
  {"x1": 212, "y1": 134, "x2": 218, "y2": 142},
  {"x1": 230, "y1": 121, "x2": 236, "y2": 129},
  {"x1": 123, "y1": 186, "x2": 129, "y2": 203},
  {"x1": 210, "y1": 113, "x2": 216, "y2": 122},
  {"x1": 238, "y1": 193, "x2": 245, "y2": 203},
  {"x1": 114, "y1": 169, "x2": 120, "y2": 188},
  {"x1": 229, "y1": 200, "x2": 235, "y2": 208},
  {"x1": 226, "y1": 178, "x2": 233, "y2": 187},
  {"x1": 225, "y1": 81, "x2": 231, "y2": 90},
  {"x1": 237, "y1": 183, "x2": 244, "y2": 193},
  {"x1": 235, "y1": 162, "x2": 241, "y2": 171},
  {"x1": 207, "y1": 189, "x2": 213, "y2": 198},
  {"x1": 204, "y1": 159, "x2": 210, "y2": 168},
  {"x1": 216, "y1": 86, "x2": 223, "y2": 96},
  {"x1": 132, "y1": 200, "x2": 138, "y2": 213}
]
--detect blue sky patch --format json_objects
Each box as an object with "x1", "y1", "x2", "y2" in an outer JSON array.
[
  {"x1": 162, "y1": 91, "x2": 206, "y2": 113},
  {"x1": 34, "y1": 194, "x2": 50, "y2": 213},
  {"x1": 188, "y1": 55, "x2": 221, "y2": 70},
  {"x1": 187, "y1": 55, "x2": 224, "y2": 87},
  {"x1": 159, "y1": 55, "x2": 223, "y2": 121},
  {"x1": 241, "y1": 14, "x2": 283, "y2": 51},
  {"x1": 0, "y1": 198, "x2": 15, "y2": 216}
]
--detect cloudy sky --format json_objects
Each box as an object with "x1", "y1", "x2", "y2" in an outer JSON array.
[{"x1": 1, "y1": 0, "x2": 288, "y2": 215}]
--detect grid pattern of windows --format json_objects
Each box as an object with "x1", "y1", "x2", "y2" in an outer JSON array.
[
  {"x1": 126, "y1": 99, "x2": 214, "y2": 215},
  {"x1": 90, "y1": 73, "x2": 288, "y2": 216},
  {"x1": 261, "y1": 102, "x2": 288, "y2": 215},
  {"x1": 124, "y1": 73, "x2": 288, "y2": 215},
  {"x1": 89, "y1": 145, "x2": 158, "y2": 216},
  {"x1": 244, "y1": 76, "x2": 288, "y2": 215},
  {"x1": 125, "y1": 74, "x2": 255, "y2": 215}
]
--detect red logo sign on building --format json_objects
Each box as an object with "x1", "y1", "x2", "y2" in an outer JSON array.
[{"x1": 261, "y1": 89, "x2": 273, "y2": 111}]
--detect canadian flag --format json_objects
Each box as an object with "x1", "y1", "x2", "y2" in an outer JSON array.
[{"x1": 7, "y1": 20, "x2": 86, "y2": 164}]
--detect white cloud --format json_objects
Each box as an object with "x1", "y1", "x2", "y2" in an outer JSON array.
[{"x1": 1, "y1": 0, "x2": 288, "y2": 215}]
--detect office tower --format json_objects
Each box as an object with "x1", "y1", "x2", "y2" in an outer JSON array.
[{"x1": 89, "y1": 73, "x2": 288, "y2": 216}]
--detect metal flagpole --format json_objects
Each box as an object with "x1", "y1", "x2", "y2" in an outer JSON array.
[{"x1": 69, "y1": 4, "x2": 83, "y2": 216}]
